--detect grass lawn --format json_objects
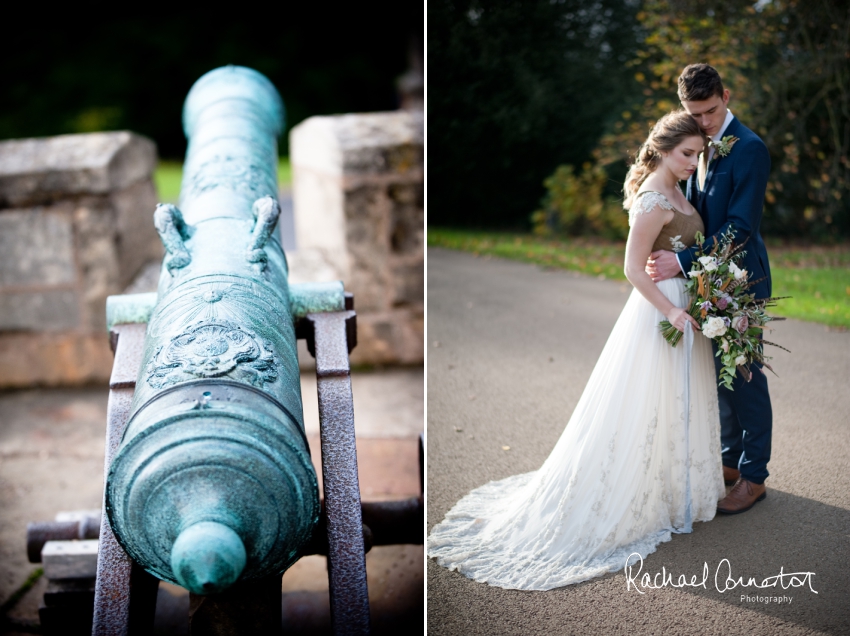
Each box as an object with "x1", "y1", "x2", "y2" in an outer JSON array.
[
  {"x1": 153, "y1": 161, "x2": 183, "y2": 202},
  {"x1": 427, "y1": 228, "x2": 627, "y2": 279},
  {"x1": 153, "y1": 157, "x2": 292, "y2": 203},
  {"x1": 770, "y1": 268, "x2": 850, "y2": 327},
  {"x1": 428, "y1": 228, "x2": 850, "y2": 328}
]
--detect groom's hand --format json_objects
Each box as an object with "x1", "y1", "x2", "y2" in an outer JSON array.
[{"x1": 646, "y1": 250, "x2": 680, "y2": 282}]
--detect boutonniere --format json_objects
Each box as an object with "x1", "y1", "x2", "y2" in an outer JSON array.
[{"x1": 709, "y1": 135, "x2": 739, "y2": 158}]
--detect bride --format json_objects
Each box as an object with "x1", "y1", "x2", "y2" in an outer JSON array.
[{"x1": 427, "y1": 110, "x2": 726, "y2": 590}]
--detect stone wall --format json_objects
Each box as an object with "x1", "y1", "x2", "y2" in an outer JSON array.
[
  {"x1": 289, "y1": 111, "x2": 424, "y2": 366},
  {"x1": 0, "y1": 132, "x2": 162, "y2": 387}
]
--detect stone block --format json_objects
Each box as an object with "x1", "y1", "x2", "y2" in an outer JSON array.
[
  {"x1": 345, "y1": 184, "x2": 392, "y2": 312},
  {"x1": 287, "y1": 249, "x2": 342, "y2": 286},
  {"x1": 289, "y1": 163, "x2": 349, "y2": 282},
  {"x1": 41, "y1": 540, "x2": 99, "y2": 580},
  {"x1": 0, "y1": 195, "x2": 159, "y2": 335},
  {"x1": 0, "y1": 290, "x2": 79, "y2": 331},
  {"x1": 55, "y1": 510, "x2": 102, "y2": 523},
  {"x1": 110, "y1": 180, "x2": 163, "y2": 289},
  {"x1": 43, "y1": 578, "x2": 96, "y2": 607},
  {"x1": 389, "y1": 258, "x2": 424, "y2": 307},
  {"x1": 349, "y1": 308, "x2": 423, "y2": 367},
  {"x1": 291, "y1": 111, "x2": 424, "y2": 284},
  {"x1": 386, "y1": 184, "x2": 424, "y2": 308},
  {"x1": 0, "y1": 331, "x2": 113, "y2": 387},
  {"x1": 0, "y1": 204, "x2": 76, "y2": 287},
  {"x1": 291, "y1": 111, "x2": 423, "y2": 178},
  {"x1": 0, "y1": 131, "x2": 156, "y2": 208},
  {"x1": 72, "y1": 200, "x2": 123, "y2": 333},
  {"x1": 0, "y1": 131, "x2": 162, "y2": 387},
  {"x1": 290, "y1": 111, "x2": 423, "y2": 365},
  {"x1": 388, "y1": 183, "x2": 424, "y2": 255}
]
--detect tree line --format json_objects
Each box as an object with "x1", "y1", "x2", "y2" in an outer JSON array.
[
  {"x1": 0, "y1": 9, "x2": 422, "y2": 158},
  {"x1": 429, "y1": 0, "x2": 849, "y2": 241}
]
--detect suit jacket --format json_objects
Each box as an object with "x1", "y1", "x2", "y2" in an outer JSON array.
[{"x1": 676, "y1": 116, "x2": 772, "y2": 300}]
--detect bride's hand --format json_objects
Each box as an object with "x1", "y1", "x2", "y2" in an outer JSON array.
[{"x1": 665, "y1": 307, "x2": 701, "y2": 333}]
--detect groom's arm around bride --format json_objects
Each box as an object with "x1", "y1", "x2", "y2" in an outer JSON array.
[{"x1": 649, "y1": 63, "x2": 773, "y2": 515}]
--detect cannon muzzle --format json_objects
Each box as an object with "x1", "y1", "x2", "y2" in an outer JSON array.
[{"x1": 105, "y1": 66, "x2": 320, "y2": 594}]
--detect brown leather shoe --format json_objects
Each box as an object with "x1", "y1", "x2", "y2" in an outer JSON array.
[
  {"x1": 717, "y1": 478, "x2": 766, "y2": 515},
  {"x1": 723, "y1": 465, "x2": 740, "y2": 486}
]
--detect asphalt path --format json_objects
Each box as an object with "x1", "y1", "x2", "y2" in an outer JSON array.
[{"x1": 426, "y1": 247, "x2": 850, "y2": 636}]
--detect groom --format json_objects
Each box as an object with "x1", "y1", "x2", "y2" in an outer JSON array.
[{"x1": 648, "y1": 63, "x2": 773, "y2": 515}]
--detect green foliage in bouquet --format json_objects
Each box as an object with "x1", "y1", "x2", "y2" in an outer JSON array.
[{"x1": 660, "y1": 228, "x2": 789, "y2": 391}]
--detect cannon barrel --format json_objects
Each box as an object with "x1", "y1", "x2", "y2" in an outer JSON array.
[{"x1": 105, "y1": 66, "x2": 322, "y2": 595}]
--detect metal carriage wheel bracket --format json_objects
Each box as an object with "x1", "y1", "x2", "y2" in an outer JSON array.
[{"x1": 297, "y1": 290, "x2": 371, "y2": 636}]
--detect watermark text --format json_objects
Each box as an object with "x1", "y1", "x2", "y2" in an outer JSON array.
[{"x1": 624, "y1": 554, "x2": 818, "y2": 596}]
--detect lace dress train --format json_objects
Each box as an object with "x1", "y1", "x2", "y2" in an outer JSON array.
[{"x1": 427, "y1": 276, "x2": 725, "y2": 591}]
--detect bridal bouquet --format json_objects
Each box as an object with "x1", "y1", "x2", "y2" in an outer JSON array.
[{"x1": 659, "y1": 227, "x2": 788, "y2": 390}]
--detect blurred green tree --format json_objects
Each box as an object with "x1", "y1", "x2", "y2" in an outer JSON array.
[
  {"x1": 0, "y1": 9, "x2": 422, "y2": 158},
  {"x1": 530, "y1": 163, "x2": 628, "y2": 239},
  {"x1": 428, "y1": 0, "x2": 643, "y2": 228},
  {"x1": 593, "y1": 0, "x2": 850, "y2": 240}
]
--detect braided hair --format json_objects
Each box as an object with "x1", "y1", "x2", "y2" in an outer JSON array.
[{"x1": 623, "y1": 110, "x2": 705, "y2": 209}]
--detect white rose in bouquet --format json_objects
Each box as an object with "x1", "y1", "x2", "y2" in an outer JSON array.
[
  {"x1": 698, "y1": 255, "x2": 718, "y2": 272},
  {"x1": 720, "y1": 338, "x2": 730, "y2": 353},
  {"x1": 702, "y1": 316, "x2": 728, "y2": 338},
  {"x1": 728, "y1": 261, "x2": 747, "y2": 280},
  {"x1": 735, "y1": 354, "x2": 747, "y2": 366}
]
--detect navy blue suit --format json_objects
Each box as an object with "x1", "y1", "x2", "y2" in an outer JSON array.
[{"x1": 676, "y1": 116, "x2": 773, "y2": 484}]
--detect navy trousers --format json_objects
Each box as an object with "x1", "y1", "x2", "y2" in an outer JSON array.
[{"x1": 711, "y1": 341, "x2": 773, "y2": 484}]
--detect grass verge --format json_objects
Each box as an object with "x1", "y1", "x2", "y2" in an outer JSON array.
[
  {"x1": 428, "y1": 228, "x2": 850, "y2": 328},
  {"x1": 770, "y1": 268, "x2": 850, "y2": 327},
  {"x1": 427, "y1": 228, "x2": 627, "y2": 280}
]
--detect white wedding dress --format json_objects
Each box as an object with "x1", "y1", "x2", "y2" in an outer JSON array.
[{"x1": 427, "y1": 192, "x2": 726, "y2": 591}]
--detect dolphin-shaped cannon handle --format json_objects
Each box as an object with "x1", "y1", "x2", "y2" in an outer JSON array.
[
  {"x1": 247, "y1": 195, "x2": 281, "y2": 271},
  {"x1": 153, "y1": 203, "x2": 192, "y2": 273}
]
